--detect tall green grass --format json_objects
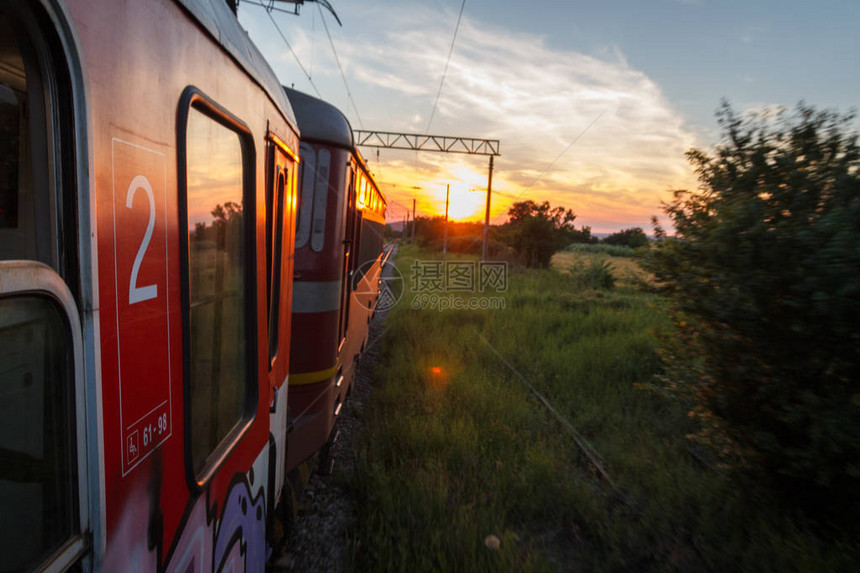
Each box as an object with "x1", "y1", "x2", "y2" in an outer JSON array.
[
  {"x1": 347, "y1": 246, "x2": 857, "y2": 572},
  {"x1": 565, "y1": 243, "x2": 637, "y2": 258}
]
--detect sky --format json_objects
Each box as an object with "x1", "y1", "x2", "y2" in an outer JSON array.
[{"x1": 238, "y1": 0, "x2": 859, "y2": 234}]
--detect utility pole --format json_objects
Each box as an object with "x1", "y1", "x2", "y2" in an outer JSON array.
[
  {"x1": 482, "y1": 155, "x2": 495, "y2": 261},
  {"x1": 411, "y1": 198, "x2": 416, "y2": 245},
  {"x1": 406, "y1": 211, "x2": 411, "y2": 242},
  {"x1": 443, "y1": 184, "x2": 450, "y2": 255}
]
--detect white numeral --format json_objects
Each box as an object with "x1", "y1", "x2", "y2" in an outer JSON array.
[{"x1": 126, "y1": 174, "x2": 158, "y2": 304}]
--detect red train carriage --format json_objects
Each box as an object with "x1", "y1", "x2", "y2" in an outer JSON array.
[
  {"x1": 0, "y1": 0, "x2": 308, "y2": 570},
  {"x1": 284, "y1": 87, "x2": 387, "y2": 475}
]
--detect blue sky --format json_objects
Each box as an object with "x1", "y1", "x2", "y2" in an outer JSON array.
[
  {"x1": 497, "y1": 0, "x2": 859, "y2": 135},
  {"x1": 239, "y1": 0, "x2": 859, "y2": 232}
]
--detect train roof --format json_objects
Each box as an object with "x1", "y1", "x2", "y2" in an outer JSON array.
[
  {"x1": 285, "y1": 88, "x2": 385, "y2": 204},
  {"x1": 284, "y1": 87, "x2": 354, "y2": 150},
  {"x1": 175, "y1": 0, "x2": 297, "y2": 130}
]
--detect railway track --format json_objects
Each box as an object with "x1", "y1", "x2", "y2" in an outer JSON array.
[{"x1": 271, "y1": 249, "x2": 397, "y2": 572}]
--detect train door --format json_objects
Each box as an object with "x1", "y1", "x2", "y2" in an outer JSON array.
[
  {"x1": 337, "y1": 167, "x2": 356, "y2": 346},
  {"x1": 0, "y1": 1, "x2": 93, "y2": 570},
  {"x1": 265, "y1": 135, "x2": 296, "y2": 506}
]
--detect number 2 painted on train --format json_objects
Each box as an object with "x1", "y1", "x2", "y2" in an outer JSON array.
[{"x1": 126, "y1": 174, "x2": 158, "y2": 304}]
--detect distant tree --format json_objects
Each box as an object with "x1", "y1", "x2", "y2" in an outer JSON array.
[
  {"x1": 412, "y1": 215, "x2": 448, "y2": 248},
  {"x1": 502, "y1": 200, "x2": 585, "y2": 267},
  {"x1": 603, "y1": 227, "x2": 649, "y2": 248},
  {"x1": 644, "y1": 102, "x2": 860, "y2": 517},
  {"x1": 211, "y1": 200, "x2": 242, "y2": 224}
]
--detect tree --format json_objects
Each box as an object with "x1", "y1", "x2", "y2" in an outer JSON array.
[
  {"x1": 502, "y1": 200, "x2": 588, "y2": 267},
  {"x1": 644, "y1": 102, "x2": 860, "y2": 516},
  {"x1": 603, "y1": 227, "x2": 649, "y2": 248}
]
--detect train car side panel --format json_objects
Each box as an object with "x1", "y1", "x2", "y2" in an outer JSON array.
[{"x1": 64, "y1": 0, "x2": 299, "y2": 569}]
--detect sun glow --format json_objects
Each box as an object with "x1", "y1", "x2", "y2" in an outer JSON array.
[{"x1": 443, "y1": 185, "x2": 486, "y2": 221}]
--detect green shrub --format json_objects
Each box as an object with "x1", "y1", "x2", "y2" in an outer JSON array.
[
  {"x1": 603, "y1": 227, "x2": 649, "y2": 249},
  {"x1": 572, "y1": 258, "x2": 616, "y2": 290},
  {"x1": 644, "y1": 102, "x2": 860, "y2": 519}
]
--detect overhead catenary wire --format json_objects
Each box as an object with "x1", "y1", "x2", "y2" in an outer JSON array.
[
  {"x1": 492, "y1": 109, "x2": 606, "y2": 223},
  {"x1": 240, "y1": 0, "x2": 342, "y2": 24},
  {"x1": 241, "y1": 0, "x2": 306, "y2": 17},
  {"x1": 317, "y1": 3, "x2": 364, "y2": 130},
  {"x1": 309, "y1": 3, "x2": 315, "y2": 80},
  {"x1": 378, "y1": 198, "x2": 411, "y2": 219},
  {"x1": 425, "y1": 0, "x2": 467, "y2": 133},
  {"x1": 262, "y1": 7, "x2": 323, "y2": 98}
]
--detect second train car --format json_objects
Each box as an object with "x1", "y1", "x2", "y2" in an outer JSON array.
[{"x1": 283, "y1": 87, "x2": 389, "y2": 477}]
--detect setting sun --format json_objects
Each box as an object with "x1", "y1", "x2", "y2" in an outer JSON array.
[{"x1": 442, "y1": 185, "x2": 486, "y2": 221}]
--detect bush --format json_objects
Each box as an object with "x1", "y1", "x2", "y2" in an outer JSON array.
[
  {"x1": 500, "y1": 200, "x2": 591, "y2": 268},
  {"x1": 603, "y1": 227, "x2": 649, "y2": 249},
  {"x1": 644, "y1": 102, "x2": 860, "y2": 518},
  {"x1": 575, "y1": 258, "x2": 615, "y2": 290}
]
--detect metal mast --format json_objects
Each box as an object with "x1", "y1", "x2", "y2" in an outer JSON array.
[{"x1": 353, "y1": 130, "x2": 500, "y2": 260}]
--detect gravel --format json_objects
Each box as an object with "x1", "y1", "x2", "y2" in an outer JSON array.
[{"x1": 270, "y1": 260, "x2": 395, "y2": 573}]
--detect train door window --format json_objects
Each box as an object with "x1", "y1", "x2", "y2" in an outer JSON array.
[
  {"x1": 268, "y1": 159, "x2": 287, "y2": 364},
  {"x1": 351, "y1": 208, "x2": 362, "y2": 284},
  {"x1": 295, "y1": 143, "x2": 314, "y2": 249},
  {"x1": 0, "y1": 262, "x2": 88, "y2": 572},
  {"x1": 265, "y1": 146, "x2": 275, "y2": 310},
  {"x1": 181, "y1": 95, "x2": 256, "y2": 481}
]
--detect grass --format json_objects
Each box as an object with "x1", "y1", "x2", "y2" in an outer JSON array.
[
  {"x1": 565, "y1": 243, "x2": 638, "y2": 258},
  {"x1": 346, "y1": 245, "x2": 858, "y2": 572}
]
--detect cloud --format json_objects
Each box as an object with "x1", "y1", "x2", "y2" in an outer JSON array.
[{"x1": 243, "y1": 2, "x2": 698, "y2": 232}]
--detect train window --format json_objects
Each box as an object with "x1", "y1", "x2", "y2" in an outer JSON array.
[
  {"x1": 183, "y1": 103, "x2": 254, "y2": 479},
  {"x1": 310, "y1": 148, "x2": 330, "y2": 252},
  {"x1": 355, "y1": 217, "x2": 384, "y2": 283},
  {"x1": 0, "y1": 4, "x2": 63, "y2": 269},
  {"x1": 0, "y1": 294, "x2": 79, "y2": 571},
  {"x1": 356, "y1": 177, "x2": 366, "y2": 209},
  {"x1": 295, "y1": 143, "x2": 314, "y2": 248}
]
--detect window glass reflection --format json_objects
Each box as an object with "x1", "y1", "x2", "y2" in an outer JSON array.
[{"x1": 186, "y1": 108, "x2": 250, "y2": 475}]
